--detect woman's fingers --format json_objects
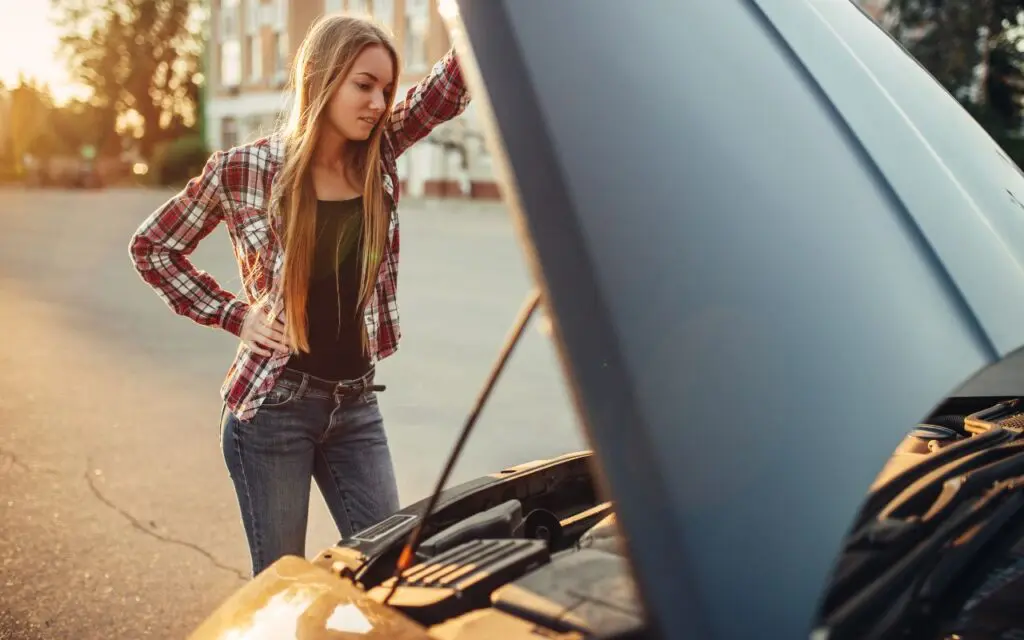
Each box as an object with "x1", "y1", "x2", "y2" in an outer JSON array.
[
  {"x1": 253, "y1": 323, "x2": 290, "y2": 352},
  {"x1": 264, "y1": 320, "x2": 288, "y2": 344},
  {"x1": 240, "y1": 306, "x2": 290, "y2": 355},
  {"x1": 246, "y1": 340, "x2": 273, "y2": 356}
]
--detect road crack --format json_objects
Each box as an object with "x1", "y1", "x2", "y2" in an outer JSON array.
[
  {"x1": 0, "y1": 446, "x2": 57, "y2": 476},
  {"x1": 83, "y1": 459, "x2": 248, "y2": 582}
]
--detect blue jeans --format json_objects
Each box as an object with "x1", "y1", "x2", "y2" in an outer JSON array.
[{"x1": 220, "y1": 367, "x2": 400, "y2": 577}]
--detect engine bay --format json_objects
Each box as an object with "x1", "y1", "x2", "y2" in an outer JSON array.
[
  {"x1": 819, "y1": 396, "x2": 1024, "y2": 639},
  {"x1": 310, "y1": 451, "x2": 646, "y2": 639},
  {"x1": 302, "y1": 398, "x2": 1024, "y2": 639},
  {"x1": 195, "y1": 402, "x2": 1024, "y2": 640}
]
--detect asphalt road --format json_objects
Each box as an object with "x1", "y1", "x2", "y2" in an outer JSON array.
[{"x1": 0, "y1": 187, "x2": 585, "y2": 639}]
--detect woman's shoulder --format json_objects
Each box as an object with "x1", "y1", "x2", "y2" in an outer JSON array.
[
  {"x1": 208, "y1": 133, "x2": 285, "y2": 196},
  {"x1": 218, "y1": 134, "x2": 285, "y2": 172},
  {"x1": 198, "y1": 134, "x2": 284, "y2": 212}
]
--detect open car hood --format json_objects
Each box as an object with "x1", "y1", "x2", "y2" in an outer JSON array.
[{"x1": 444, "y1": 0, "x2": 1024, "y2": 637}]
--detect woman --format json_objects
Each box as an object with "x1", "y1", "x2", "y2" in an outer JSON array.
[{"x1": 129, "y1": 15, "x2": 469, "y2": 577}]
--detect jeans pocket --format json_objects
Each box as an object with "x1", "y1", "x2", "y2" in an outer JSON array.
[{"x1": 261, "y1": 378, "x2": 300, "y2": 408}]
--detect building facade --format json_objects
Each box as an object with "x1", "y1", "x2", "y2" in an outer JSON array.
[{"x1": 204, "y1": 0, "x2": 499, "y2": 199}]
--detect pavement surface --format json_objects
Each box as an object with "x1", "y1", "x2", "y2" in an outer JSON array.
[{"x1": 0, "y1": 187, "x2": 585, "y2": 639}]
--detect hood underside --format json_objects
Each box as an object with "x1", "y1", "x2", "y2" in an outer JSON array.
[{"x1": 444, "y1": 0, "x2": 1024, "y2": 637}]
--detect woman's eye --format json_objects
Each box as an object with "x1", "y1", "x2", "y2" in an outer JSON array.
[{"x1": 356, "y1": 83, "x2": 371, "y2": 91}]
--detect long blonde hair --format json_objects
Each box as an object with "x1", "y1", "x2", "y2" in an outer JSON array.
[{"x1": 274, "y1": 15, "x2": 399, "y2": 354}]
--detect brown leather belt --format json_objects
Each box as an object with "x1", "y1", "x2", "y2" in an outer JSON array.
[{"x1": 278, "y1": 367, "x2": 386, "y2": 396}]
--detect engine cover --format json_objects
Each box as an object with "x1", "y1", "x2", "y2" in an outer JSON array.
[{"x1": 366, "y1": 539, "x2": 550, "y2": 626}]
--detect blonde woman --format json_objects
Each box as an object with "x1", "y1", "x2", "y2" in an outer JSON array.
[{"x1": 129, "y1": 15, "x2": 469, "y2": 576}]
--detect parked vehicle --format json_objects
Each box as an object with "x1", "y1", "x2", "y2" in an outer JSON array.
[
  {"x1": 23, "y1": 156, "x2": 102, "y2": 189},
  {"x1": 189, "y1": 1, "x2": 1024, "y2": 638}
]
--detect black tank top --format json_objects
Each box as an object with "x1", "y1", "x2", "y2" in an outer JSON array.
[{"x1": 286, "y1": 197, "x2": 370, "y2": 381}]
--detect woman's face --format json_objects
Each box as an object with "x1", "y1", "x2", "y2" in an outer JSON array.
[{"x1": 326, "y1": 44, "x2": 395, "y2": 142}]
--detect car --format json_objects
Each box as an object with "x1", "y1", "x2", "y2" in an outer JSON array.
[{"x1": 187, "y1": 1, "x2": 1024, "y2": 638}]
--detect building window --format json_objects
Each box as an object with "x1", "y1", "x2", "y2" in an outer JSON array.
[
  {"x1": 221, "y1": 0, "x2": 239, "y2": 37},
  {"x1": 348, "y1": 0, "x2": 367, "y2": 15},
  {"x1": 222, "y1": 117, "x2": 238, "y2": 149},
  {"x1": 248, "y1": 33, "x2": 262, "y2": 81},
  {"x1": 404, "y1": 0, "x2": 428, "y2": 72},
  {"x1": 275, "y1": 0, "x2": 287, "y2": 29},
  {"x1": 325, "y1": 0, "x2": 343, "y2": 13},
  {"x1": 259, "y1": 1, "x2": 275, "y2": 27},
  {"x1": 274, "y1": 31, "x2": 289, "y2": 81},
  {"x1": 373, "y1": 0, "x2": 394, "y2": 32},
  {"x1": 244, "y1": 0, "x2": 258, "y2": 33},
  {"x1": 221, "y1": 39, "x2": 242, "y2": 88}
]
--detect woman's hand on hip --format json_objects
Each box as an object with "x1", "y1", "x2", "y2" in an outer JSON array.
[{"x1": 241, "y1": 307, "x2": 290, "y2": 356}]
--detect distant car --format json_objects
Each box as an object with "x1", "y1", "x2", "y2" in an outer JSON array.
[
  {"x1": 25, "y1": 157, "x2": 101, "y2": 189},
  {"x1": 187, "y1": 1, "x2": 1024, "y2": 638}
]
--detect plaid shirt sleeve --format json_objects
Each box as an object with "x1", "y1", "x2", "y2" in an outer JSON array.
[
  {"x1": 128, "y1": 151, "x2": 250, "y2": 337},
  {"x1": 388, "y1": 47, "x2": 471, "y2": 158}
]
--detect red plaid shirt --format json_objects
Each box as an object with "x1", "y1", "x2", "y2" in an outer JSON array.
[{"x1": 130, "y1": 49, "x2": 469, "y2": 421}]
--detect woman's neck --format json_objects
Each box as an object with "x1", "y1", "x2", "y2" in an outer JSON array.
[{"x1": 313, "y1": 127, "x2": 349, "y2": 172}]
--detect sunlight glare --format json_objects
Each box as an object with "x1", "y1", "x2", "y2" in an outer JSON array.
[
  {"x1": 0, "y1": 0, "x2": 85, "y2": 104},
  {"x1": 438, "y1": 0, "x2": 459, "y2": 21}
]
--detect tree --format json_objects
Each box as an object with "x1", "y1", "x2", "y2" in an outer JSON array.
[
  {"x1": 51, "y1": 98, "x2": 110, "y2": 155},
  {"x1": 883, "y1": 0, "x2": 1024, "y2": 132},
  {"x1": 0, "y1": 81, "x2": 15, "y2": 178},
  {"x1": 9, "y1": 78, "x2": 56, "y2": 166},
  {"x1": 52, "y1": 0, "x2": 204, "y2": 160},
  {"x1": 985, "y1": 32, "x2": 1024, "y2": 129}
]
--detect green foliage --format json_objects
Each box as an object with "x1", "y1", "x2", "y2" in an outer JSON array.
[
  {"x1": 7, "y1": 78, "x2": 121, "y2": 168},
  {"x1": 9, "y1": 79, "x2": 56, "y2": 168},
  {"x1": 882, "y1": 0, "x2": 1024, "y2": 161},
  {"x1": 52, "y1": 0, "x2": 204, "y2": 160},
  {"x1": 151, "y1": 133, "x2": 208, "y2": 187},
  {"x1": 0, "y1": 139, "x2": 16, "y2": 183}
]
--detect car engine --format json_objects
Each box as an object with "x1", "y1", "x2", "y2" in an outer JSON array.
[
  {"x1": 310, "y1": 452, "x2": 646, "y2": 639},
  {"x1": 819, "y1": 397, "x2": 1024, "y2": 639}
]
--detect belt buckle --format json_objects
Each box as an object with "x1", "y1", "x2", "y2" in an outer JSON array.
[
  {"x1": 334, "y1": 379, "x2": 363, "y2": 398},
  {"x1": 332, "y1": 370, "x2": 383, "y2": 398}
]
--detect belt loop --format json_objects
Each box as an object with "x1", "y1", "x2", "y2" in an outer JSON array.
[{"x1": 296, "y1": 372, "x2": 309, "y2": 399}]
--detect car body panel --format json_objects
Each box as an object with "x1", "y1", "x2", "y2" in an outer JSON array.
[
  {"x1": 765, "y1": 0, "x2": 1024, "y2": 355},
  {"x1": 187, "y1": 556, "x2": 429, "y2": 640},
  {"x1": 445, "y1": 0, "x2": 1024, "y2": 637}
]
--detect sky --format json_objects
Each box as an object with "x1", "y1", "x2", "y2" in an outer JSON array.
[{"x1": 0, "y1": 0, "x2": 85, "y2": 102}]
